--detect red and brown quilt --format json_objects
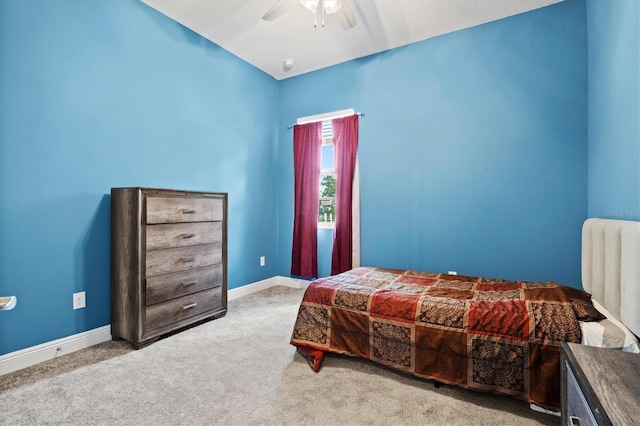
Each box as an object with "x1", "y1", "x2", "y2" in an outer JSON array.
[{"x1": 290, "y1": 267, "x2": 585, "y2": 410}]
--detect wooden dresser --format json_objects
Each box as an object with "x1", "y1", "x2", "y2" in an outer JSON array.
[
  {"x1": 111, "y1": 187, "x2": 227, "y2": 348},
  {"x1": 561, "y1": 342, "x2": 640, "y2": 426}
]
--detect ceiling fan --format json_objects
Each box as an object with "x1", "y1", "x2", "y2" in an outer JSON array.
[{"x1": 262, "y1": 0, "x2": 357, "y2": 30}]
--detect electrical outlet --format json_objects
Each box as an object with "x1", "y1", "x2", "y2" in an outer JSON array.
[
  {"x1": 448, "y1": 271, "x2": 457, "y2": 276},
  {"x1": 73, "y1": 291, "x2": 86, "y2": 310},
  {"x1": 260, "y1": 256, "x2": 266, "y2": 267}
]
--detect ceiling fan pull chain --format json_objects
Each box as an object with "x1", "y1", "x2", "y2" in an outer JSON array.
[{"x1": 321, "y1": 0, "x2": 326, "y2": 27}]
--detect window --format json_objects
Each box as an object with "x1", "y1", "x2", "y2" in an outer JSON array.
[
  {"x1": 294, "y1": 107, "x2": 355, "y2": 232},
  {"x1": 291, "y1": 109, "x2": 360, "y2": 277},
  {"x1": 319, "y1": 120, "x2": 336, "y2": 229}
]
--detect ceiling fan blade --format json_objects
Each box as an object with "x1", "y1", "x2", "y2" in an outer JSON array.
[
  {"x1": 262, "y1": 0, "x2": 299, "y2": 22},
  {"x1": 334, "y1": 0, "x2": 356, "y2": 30}
]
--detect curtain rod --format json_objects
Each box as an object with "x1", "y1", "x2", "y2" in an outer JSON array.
[{"x1": 287, "y1": 112, "x2": 365, "y2": 129}]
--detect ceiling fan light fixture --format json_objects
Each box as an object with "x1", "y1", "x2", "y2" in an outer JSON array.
[
  {"x1": 300, "y1": 0, "x2": 342, "y2": 15},
  {"x1": 262, "y1": 0, "x2": 354, "y2": 30},
  {"x1": 323, "y1": 0, "x2": 342, "y2": 15},
  {"x1": 300, "y1": 0, "x2": 318, "y2": 13}
]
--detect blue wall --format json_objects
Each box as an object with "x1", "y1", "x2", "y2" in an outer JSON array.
[
  {"x1": 0, "y1": 0, "x2": 279, "y2": 355},
  {"x1": 587, "y1": 0, "x2": 640, "y2": 220},
  {"x1": 4, "y1": 0, "x2": 626, "y2": 358},
  {"x1": 278, "y1": 0, "x2": 588, "y2": 285}
]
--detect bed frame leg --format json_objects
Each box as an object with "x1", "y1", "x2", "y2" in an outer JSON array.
[{"x1": 433, "y1": 380, "x2": 441, "y2": 388}]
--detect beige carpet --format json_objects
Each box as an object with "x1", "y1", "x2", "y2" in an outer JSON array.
[{"x1": 0, "y1": 286, "x2": 556, "y2": 425}]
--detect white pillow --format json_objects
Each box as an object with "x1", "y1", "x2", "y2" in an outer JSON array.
[{"x1": 580, "y1": 299, "x2": 640, "y2": 353}]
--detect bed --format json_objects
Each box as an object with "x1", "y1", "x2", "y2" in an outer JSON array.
[{"x1": 290, "y1": 218, "x2": 640, "y2": 411}]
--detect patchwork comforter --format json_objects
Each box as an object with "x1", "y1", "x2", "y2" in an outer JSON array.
[{"x1": 290, "y1": 267, "x2": 585, "y2": 410}]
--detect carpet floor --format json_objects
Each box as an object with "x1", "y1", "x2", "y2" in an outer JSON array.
[{"x1": 0, "y1": 286, "x2": 557, "y2": 425}]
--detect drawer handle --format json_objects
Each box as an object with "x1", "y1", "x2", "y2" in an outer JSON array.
[
  {"x1": 182, "y1": 208, "x2": 196, "y2": 214},
  {"x1": 569, "y1": 416, "x2": 581, "y2": 426},
  {"x1": 181, "y1": 279, "x2": 197, "y2": 286},
  {"x1": 181, "y1": 233, "x2": 196, "y2": 239},
  {"x1": 180, "y1": 257, "x2": 195, "y2": 263},
  {"x1": 182, "y1": 302, "x2": 197, "y2": 310}
]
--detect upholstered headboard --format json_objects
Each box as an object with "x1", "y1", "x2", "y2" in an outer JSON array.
[{"x1": 582, "y1": 218, "x2": 640, "y2": 337}]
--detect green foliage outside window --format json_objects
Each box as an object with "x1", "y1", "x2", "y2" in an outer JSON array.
[
  {"x1": 319, "y1": 174, "x2": 336, "y2": 223},
  {"x1": 321, "y1": 175, "x2": 335, "y2": 198}
]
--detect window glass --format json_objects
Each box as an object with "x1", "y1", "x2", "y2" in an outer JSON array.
[{"x1": 319, "y1": 142, "x2": 335, "y2": 228}]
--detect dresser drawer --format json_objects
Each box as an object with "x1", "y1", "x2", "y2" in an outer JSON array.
[
  {"x1": 145, "y1": 287, "x2": 223, "y2": 332},
  {"x1": 146, "y1": 222, "x2": 222, "y2": 251},
  {"x1": 565, "y1": 361, "x2": 597, "y2": 426},
  {"x1": 146, "y1": 264, "x2": 223, "y2": 305},
  {"x1": 147, "y1": 196, "x2": 223, "y2": 224},
  {"x1": 146, "y1": 242, "x2": 222, "y2": 277}
]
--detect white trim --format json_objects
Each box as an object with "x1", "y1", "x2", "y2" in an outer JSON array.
[
  {"x1": 297, "y1": 108, "x2": 355, "y2": 125},
  {"x1": 227, "y1": 275, "x2": 310, "y2": 300},
  {"x1": 0, "y1": 325, "x2": 111, "y2": 375},
  {"x1": 1, "y1": 276, "x2": 310, "y2": 375},
  {"x1": 276, "y1": 275, "x2": 312, "y2": 290},
  {"x1": 228, "y1": 276, "x2": 279, "y2": 300},
  {"x1": 352, "y1": 158, "x2": 361, "y2": 268},
  {"x1": 318, "y1": 221, "x2": 335, "y2": 230}
]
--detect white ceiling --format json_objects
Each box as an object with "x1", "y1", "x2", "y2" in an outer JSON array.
[{"x1": 141, "y1": 0, "x2": 563, "y2": 80}]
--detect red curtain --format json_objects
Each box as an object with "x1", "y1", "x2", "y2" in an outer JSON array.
[
  {"x1": 331, "y1": 115, "x2": 359, "y2": 275},
  {"x1": 291, "y1": 122, "x2": 322, "y2": 278}
]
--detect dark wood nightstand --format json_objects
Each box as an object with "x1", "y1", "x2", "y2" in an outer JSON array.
[{"x1": 561, "y1": 342, "x2": 640, "y2": 425}]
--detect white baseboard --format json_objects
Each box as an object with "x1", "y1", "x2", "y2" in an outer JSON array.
[
  {"x1": 277, "y1": 275, "x2": 312, "y2": 290},
  {"x1": 228, "y1": 275, "x2": 310, "y2": 300},
  {"x1": 228, "y1": 276, "x2": 279, "y2": 300},
  {"x1": 1, "y1": 276, "x2": 308, "y2": 376},
  {"x1": 0, "y1": 325, "x2": 112, "y2": 376}
]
